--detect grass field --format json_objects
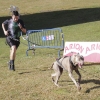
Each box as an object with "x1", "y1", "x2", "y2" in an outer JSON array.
[{"x1": 0, "y1": 0, "x2": 100, "y2": 100}]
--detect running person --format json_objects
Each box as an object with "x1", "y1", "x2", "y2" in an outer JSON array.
[{"x1": 2, "y1": 11, "x2": 26, "y2": 71}]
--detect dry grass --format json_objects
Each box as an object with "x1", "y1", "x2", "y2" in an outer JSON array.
[
  {"x1": 0, "y1": 53, "x2": 100, "y2": 100},
  {"x1": 0, "y1": 0, "x2": 100, "y2": 16},
  {"x1": 0, "y1": 0, "x2": 100, "y2": 100}
]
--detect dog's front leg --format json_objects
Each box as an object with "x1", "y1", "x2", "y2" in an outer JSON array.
[
  {"x1": 68, "y1": 72, "x2": 81, "y2": 91},
  {"x1": 75, "y1": 69, "x2": 81, "y2": 85}
]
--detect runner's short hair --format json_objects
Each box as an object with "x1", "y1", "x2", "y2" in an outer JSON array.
[{"x1": 12, "y1": 11, "x2": 19, "y2": 16}]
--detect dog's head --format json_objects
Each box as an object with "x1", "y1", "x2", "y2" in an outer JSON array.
[{"x1": 71, "y1": 53, "x2": 84, "y2": 68}]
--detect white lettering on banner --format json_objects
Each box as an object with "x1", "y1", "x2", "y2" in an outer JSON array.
[{"x1": 63, "y1": 42, "x2": 100, "y2": 62}]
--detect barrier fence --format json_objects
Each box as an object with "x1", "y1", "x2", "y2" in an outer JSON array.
[{"x1": 25, "y1": 28, "x2": 64, "y2": 57}]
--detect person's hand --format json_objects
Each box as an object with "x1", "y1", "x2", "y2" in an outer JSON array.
[
  {"x1": 4, "y1": 30, "x2": 9, "y2": 36},
  {"x1": 18, "y1": 23, "x2": 23, "y2": 29}
]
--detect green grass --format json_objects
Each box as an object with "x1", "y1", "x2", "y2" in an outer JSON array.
[{"x1": 0, "y1": 0, "x2": 100, "y2": 100}]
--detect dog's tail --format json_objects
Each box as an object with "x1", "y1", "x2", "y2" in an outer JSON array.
[{"x1": 48, "y1": 63, "x2": 54, "y2": 69}]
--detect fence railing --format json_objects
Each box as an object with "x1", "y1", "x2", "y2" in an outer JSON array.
[{"x1": 25, "y1": 28, "x2": 64, "y2": 57}]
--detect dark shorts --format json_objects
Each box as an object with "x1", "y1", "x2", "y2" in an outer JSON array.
[{"x1": 6, "y1": 36, "x2": 20, "y2": 49}]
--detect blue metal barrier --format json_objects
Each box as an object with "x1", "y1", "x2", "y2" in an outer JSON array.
[{"x1": 26, "y1": 28, "x2": 64, "y2": 57}]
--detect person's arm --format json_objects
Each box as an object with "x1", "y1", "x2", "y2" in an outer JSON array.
[
  {"x1": 2, "y1": 22, "x2": 9, "y2": 36},
  {"x1": 18, "y1": 19, "x2": 26, "y2": 33},
  {"x1": 18, "y1": 23, "x2": 26, "y2": 33}
]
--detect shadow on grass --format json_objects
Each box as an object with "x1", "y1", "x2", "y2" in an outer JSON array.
[
  {"x1": 81, "y1": 79, "x2": 100, "y2": 85},
  {"x1": 60, "y1": 79, "x2": 100, "y2": 85},
  {"x1": 81, "y1": 79, "x2": 100, "y2": 93},
  {"x1": 18, "y1": 71, "x2": 33, "y2": 74},
  {"x1": 0, "y1": 7, "x2": 100, "y2": 37},
  {"x1": 60, "y1": 79, "x2": 100, "y2": 93},
  {"x1": 85, "y1": 85, "x2": 100, "y2": 93}
]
